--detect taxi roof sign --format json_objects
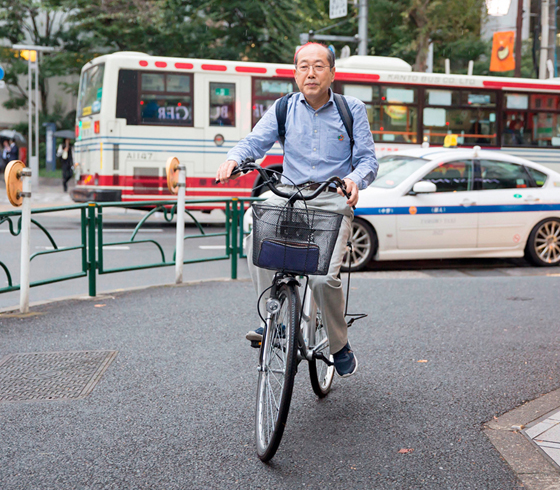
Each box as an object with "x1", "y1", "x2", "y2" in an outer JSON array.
[{"x1": 443, "y1": 134, "x2": 458, "y2": 148}]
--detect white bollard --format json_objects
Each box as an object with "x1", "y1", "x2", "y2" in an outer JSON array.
[
  {"x1": 19, "y1": 168, "x2": 32, "y2": 313},
  {"x1": 175, "y1": 164, "x2": 186, "y2": 284}
]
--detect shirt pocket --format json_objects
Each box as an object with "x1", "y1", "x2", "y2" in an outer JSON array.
[{"x1": 326, "y1": 129, "x2": 351, "y2": 161}]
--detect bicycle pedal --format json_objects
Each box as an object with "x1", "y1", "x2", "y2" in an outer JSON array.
[{"x1": 250, "y1": 340, "x2": 261, "y2": 349}]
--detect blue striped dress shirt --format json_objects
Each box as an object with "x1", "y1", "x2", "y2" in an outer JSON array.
[{"x1": 227, "y1": 90, "x2": 378, "y2": 190}]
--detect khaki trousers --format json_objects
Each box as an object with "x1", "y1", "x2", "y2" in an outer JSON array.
[{"x1": 246, "y1": 187, "x2": 353, "y2": 354}]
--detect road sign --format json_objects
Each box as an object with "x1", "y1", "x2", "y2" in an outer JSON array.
[
  {"x1": 0, "y1": 81, "x2": 5, "y2": 89},
  {"x1": 330, "y1": 0, "x2": 347, "y2": 19},
  {"x1": 0, "y1": 65, "x2": 4, "y2": 80}
]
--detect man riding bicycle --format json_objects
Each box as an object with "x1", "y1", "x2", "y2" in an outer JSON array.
[{"x1": 216, "y1": 42, "x2": 378, "y2": 377}]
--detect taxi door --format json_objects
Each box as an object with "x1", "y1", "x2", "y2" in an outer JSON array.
[
  {"x1": 476, "y1": 159, "x2": 536, "y2": 248},
  {"x1": 396, "y1": 160, "x2": 479, "y2": 249}
]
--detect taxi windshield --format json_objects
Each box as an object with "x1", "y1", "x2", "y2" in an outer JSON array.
[
  {"x1": 371, "y1": 155, "x2": 428, "y2": 189},
  {"x1": 77, "y1": 64, "x2": 104, "y2": 118}
]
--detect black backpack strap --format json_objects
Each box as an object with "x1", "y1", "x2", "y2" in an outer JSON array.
[
  {"x1": 275, "y1": 92, "x2": 295, "y2": 147},
  {"x1": 333, "y1": 93, "x2": 354, "y2": 151}
]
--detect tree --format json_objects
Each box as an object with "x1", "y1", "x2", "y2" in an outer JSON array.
[{"x1": 0, "y1": 0, "x2": 86, "y2": 117}]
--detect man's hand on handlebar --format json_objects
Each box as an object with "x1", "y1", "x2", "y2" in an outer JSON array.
[
  {"x1": 338, "y1": 178, "x2": 359, "y2": 207},
  {"x1": 216, "y1": 159, "x2": 240, "y2": 184}
]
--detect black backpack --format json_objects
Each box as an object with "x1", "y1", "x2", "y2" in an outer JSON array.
[{"x1": 275, "y1": 92, "x2": 354, "y2": 155}]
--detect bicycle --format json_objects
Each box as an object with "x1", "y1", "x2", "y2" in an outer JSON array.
[{"x1": 226, "y1": 160, "x2": 365, "y2": 462}]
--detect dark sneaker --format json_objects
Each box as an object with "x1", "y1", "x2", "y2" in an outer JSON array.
[
  {"x1": 246, "y1": 326, "x2": 264, "y2": 342},
  {"x1": 333, "y1": 342, "x2": 358, "y2": 378}
]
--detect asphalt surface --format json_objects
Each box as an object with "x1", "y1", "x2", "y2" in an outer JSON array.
[{"x1": 2, "y1": 273, "x2": 560, "y2": 488}]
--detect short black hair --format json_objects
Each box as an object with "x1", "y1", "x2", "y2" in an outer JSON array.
[{"x1": 294, "y1": 43, "x2": 335, "y2": 68}]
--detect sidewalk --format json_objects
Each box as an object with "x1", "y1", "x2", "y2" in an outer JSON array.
[{"x1": 1, "y1": 273, "x2": 560, "y2": 488}]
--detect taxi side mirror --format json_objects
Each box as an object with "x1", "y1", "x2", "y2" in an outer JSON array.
[{"x1": 411, "y1": 181, "x2": 437, "y2": 194}]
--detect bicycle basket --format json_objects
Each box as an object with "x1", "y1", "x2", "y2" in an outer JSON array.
[{"x1": 251, "y1": 204, "x2": 343, "y2": 275}]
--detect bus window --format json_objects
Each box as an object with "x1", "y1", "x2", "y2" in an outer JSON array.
[
  {"x1": 424, "y1": 108, "x2": 496, "y2": 146},
  {"x1": 531, "y1": 94, "x2": 560, "y2": 110},
  {"x1": 78, "y1": 64, "x2": 104, "y2": 118},
  {"x1": 128, "y1": 71, "x2": 193, "y2": 126},
  {"x1": 141, "y1": 72, "x2": 193, "y2": 126},
  {"x1": 375, "y1": 105, "x2": 417, "y2": 143},
  {"x1": 425, "y1": 89, "x2": 460, "y2": 106},
  {"x1": 342, "y1": 83, "x2": 418, "y2": 143},
  {"x1": 252, "y1": 79, "x2": 295, "y2": 127},
  {"x1": 462, "y1": 91, "x2": 496, "y2": 107},
  {"x1": 117, "y1": 70, "x2": 139, "y2": 125},
  {"x1": 503, "y1": 93, "x2": 560, "y2": 147},
  {"x1": 379, "y1": 86, "x2": 417, "y2": 143},
  {"x1": 424, "y1": 89, "x2": 496, "y2": 146},
  {"x1": 210, "y1": 82, "x2": 235, "y2": 127}
]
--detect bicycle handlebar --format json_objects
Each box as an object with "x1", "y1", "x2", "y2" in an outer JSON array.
[{"x1": 217, "y1": 158, "x2": 351, "y2": 202}]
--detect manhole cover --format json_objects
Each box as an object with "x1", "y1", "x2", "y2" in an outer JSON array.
[{"x1": 0, "y1": 350, "x2": 117, "y2": 402}]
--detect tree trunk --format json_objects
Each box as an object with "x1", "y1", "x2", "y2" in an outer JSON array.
[{"x1": 414, "y1": 30, "x2": 431, "y2": 72}]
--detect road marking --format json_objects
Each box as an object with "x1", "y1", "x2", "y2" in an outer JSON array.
[{"x1": 199, "y1": 245, "x2": 226, "y2": 250}]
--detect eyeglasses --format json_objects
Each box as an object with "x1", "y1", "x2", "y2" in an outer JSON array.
[{"x1": 295, "y1": 64, "x2": 331, "y2": 74}]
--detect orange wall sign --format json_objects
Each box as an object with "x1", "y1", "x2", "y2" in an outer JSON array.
[{"x1": 490, "y1": 31, "x2": 515, "y2": 72}]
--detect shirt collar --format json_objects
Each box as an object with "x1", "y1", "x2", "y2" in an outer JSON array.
[{"x1": 299, "y1": 88, "x2": 334, "y2": 111}]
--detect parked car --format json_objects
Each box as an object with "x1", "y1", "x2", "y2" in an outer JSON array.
[{"x1": 244, "y1": 147, "x2": 560, "y2": 271}]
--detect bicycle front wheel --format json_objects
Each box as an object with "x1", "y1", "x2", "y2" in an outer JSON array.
[
  {"x1": 308, "y1": 307, "x2": 335, "y2": 398},
  {"x1": 255, "y1": 283, "x2": 298, "y2": 462}
]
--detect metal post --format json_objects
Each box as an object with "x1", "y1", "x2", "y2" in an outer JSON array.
[
  {"x1": 540, "y1": 0, "x2": 550, "y2": 79},
  {"x1": 27, "y1": 56, "x2": 31, "y2": 173},
  {"x1": 175, "y1": 164, "x2": 186, "y2": 284},
  {"x1": 231, "y1": 198, "x2": 239, "y2": 280},
  {"x1": 19, "y1": 168, "x2": 32, "y2": 313},
  {"x1": 87, "y1": 203, "x2": 97, "y2": 297},
  {"x1": 357, "y1": 0, "x2": 368, "y2": 56},
  {"x1": 34, "y1": 59, "x2": 39, "y2": 187}
]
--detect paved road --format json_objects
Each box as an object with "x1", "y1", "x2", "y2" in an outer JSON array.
[{"x1": 1, "y1": 273, "x2": 560, "y2": 488}]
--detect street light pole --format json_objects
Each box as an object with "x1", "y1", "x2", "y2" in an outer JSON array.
[
  {"x1": 12, "y1": 44, "x2": 55, "y2": 187},
  {"x1": 357, "y1": 0, "x2": 368, "y2": 56}
]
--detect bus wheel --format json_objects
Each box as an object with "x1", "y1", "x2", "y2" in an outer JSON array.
[
  {"x1": 252, "y1": 166, "x2": 282, "y2": 197},
  {"x1": 525, "y1": 218, "x2": 560, "y2": 266},
  {"x1": 341, "y1": 218, "x2": 377, "y2": 272}
]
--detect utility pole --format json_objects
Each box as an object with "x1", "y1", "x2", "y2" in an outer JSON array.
[{"x1": 514, "y1": 0, "x2": 523, "y2": 77}]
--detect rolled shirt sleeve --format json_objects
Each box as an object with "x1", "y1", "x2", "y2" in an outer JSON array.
[
  {"x1": 344, "y1": 100, "x2": 378, "y2": 190},
  {"x1": 227, "y1": 101, "x2": 280, "y2": 165}
]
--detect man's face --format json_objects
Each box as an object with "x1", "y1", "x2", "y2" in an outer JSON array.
[{"x1": 294, "y1": 45, "x2": 335, "y2": 100}]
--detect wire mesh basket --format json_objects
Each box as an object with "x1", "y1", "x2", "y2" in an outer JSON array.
[{"x1": 252, "y1": 204, "x2": 343, "y2": 276}]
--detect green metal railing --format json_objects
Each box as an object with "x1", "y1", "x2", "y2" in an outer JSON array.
[{"x1": 0, "y1": 197, "x2": 263, "y2": 298}]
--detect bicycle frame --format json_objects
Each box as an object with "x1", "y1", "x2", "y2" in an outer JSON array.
[{"x1": 257, "y1": 272, "x2": 332, "y2": 372}]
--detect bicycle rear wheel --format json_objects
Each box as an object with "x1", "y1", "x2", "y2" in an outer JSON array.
[
  {"x1": 309, "y1": 307, "x2": 335, "y2": 398},
  {"x1": 255, "y1": 283, "x2": 298, "y2": 462}
]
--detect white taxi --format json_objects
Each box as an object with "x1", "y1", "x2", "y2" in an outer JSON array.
[{"x1": 346, "y1": 147, "x2": 560, "y2": 270}]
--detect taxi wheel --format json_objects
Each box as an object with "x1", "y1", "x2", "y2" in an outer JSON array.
[
  {"x1": 341, "y1": 218, "x2": 377, "y2": 272},
  {"x1": 525, "y1": 218, "x2": 560, "y2": 267}
]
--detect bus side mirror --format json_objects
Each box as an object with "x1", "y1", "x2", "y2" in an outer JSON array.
[{"x1": 411, "y1": 181, "x2": 437, "y2": 194}]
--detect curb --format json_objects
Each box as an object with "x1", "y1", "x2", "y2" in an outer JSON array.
[
  {"x1": 0, "y1": 277, "x2": 252, "y2": 315},
  {"x1": 484, "y1": 388, "x2": 560, "y2": 489}
]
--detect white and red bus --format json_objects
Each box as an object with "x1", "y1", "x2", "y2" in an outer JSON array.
[{"x1": 72, "y1": 51, "x2": 560, "y2": 206}]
